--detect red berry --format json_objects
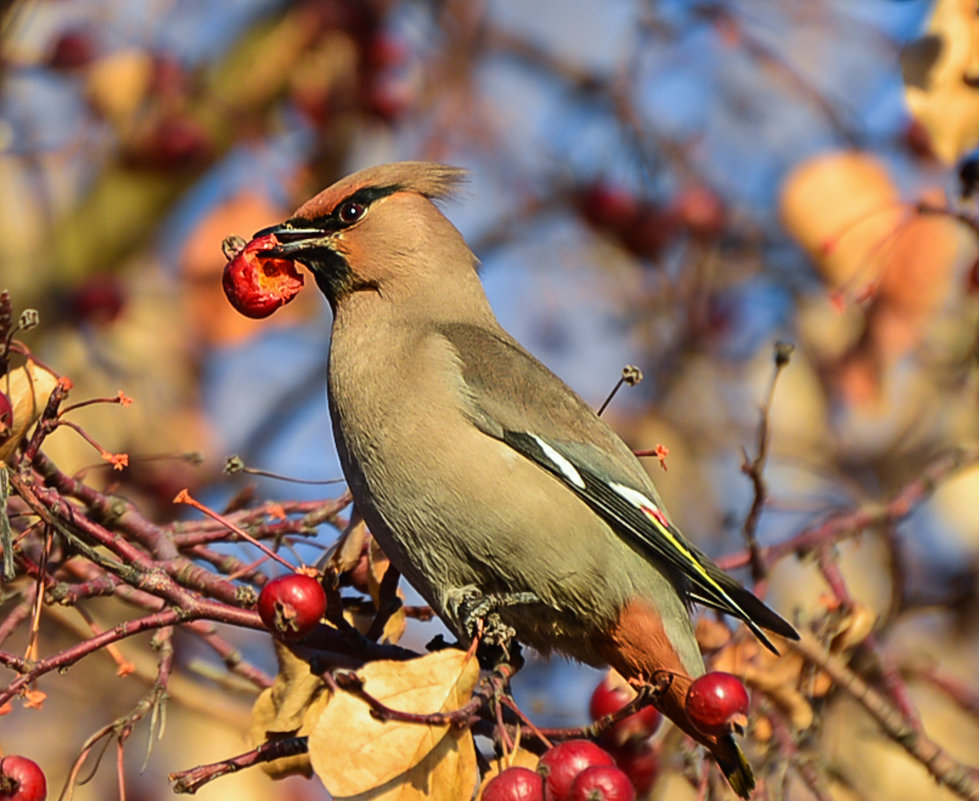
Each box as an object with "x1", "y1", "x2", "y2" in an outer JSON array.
[
  {"x1": 904, "y1": 119, "x2": 935, "y2": 161},
  {"x1": 65, "y1": 274, "x2": 126, "y2": 326},
  {"x1": 48, "y1": 29, "x2": 97, "y2": 70},
  {"x1": 674, "y1": 185, "x2": 726, "y2": 239},
  {"x1": 149, "y1": 115, "x2": 213, "y2": 168},
  {"x1": 620, "y1": 205, "x2": 679, "y2": 260},
  {"x1": 257, "y1": 573, "x2": 326, "y2": 641},
  {"x1": 0, "y1": 392, "x2": 12, "y2": 434},
  {"x1": 222, "y1": 234, "x2": 305, "y2": 319},
  {"x1": 365, "y1": 78, "x2": 413, "y2": 124},
  {"x1": 126, "y1": 115, "x2": 213, "y2": 170},
  {"x1": 578, "y1": 182, "x2": 639, "y2": 235},
  {"x1": 0, "y1": 755, "x2": 47, "y2": 801},
  {"x1": 482, "y1": 766, "x2": 545, "y2": 801},
  {"x1": 538, "y1": 740, "x2": 615, "y2": 801},
  {"x1": 609, "y1": 742, "x2": 658, "y2": 797},
  {"x1": 366, "y1": 34, "x2": 408, "y2": 70},
  {"x1": 685, "y1": 672, "x2": 750, "y2": 738},
  {"x1": 589, "y1": 675, "x2": 661, "y2": 746},
  {"x1": 568, "y1": 764, "x2": 635, "y2": 801}
]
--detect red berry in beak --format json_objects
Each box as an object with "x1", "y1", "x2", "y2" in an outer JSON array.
[{"x1": 222, "y1": 233, "x2": 304, "y2": 319}]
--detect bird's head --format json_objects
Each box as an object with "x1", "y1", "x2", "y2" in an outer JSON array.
[{"x1": 258, "y1": 161, "x2": 476, "y2": 312}]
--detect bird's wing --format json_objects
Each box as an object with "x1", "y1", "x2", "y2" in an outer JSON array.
[{"x1": 437, "y1": 322, "x2": 798, "y2": 653}]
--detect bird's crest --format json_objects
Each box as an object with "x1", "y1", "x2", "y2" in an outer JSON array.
[{"x1": 293, "y1": 162, "x2": 468, "y2": 220}]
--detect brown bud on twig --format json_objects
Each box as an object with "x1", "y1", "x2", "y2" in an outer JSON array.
[
  {"x1": 621, "y1": 364, "x2": 643, "y2": 386},
  {"x1": 773, "y1": 341, "x2": 795, "y2": 368}
]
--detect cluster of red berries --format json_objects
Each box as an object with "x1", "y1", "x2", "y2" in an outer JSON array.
[
  {"x1": 481, "y1": 670, "x2": 749, "y2": 800},
  {"x1": 254, "y1": 577, "x2": 749, "y2": 798},
  {"x1": 578, "y1": 180, "x2": 727, "y2": 262},
  {"x1": 0, "y1": 755, "x2": 46, "y2": 801},
  {"x1": 483, "y1": 740, "x2": 634, "y2": 801}
]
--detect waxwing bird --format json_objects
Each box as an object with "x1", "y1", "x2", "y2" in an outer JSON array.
[{"x1": 261, "y1": 162, "x2": 799, "y2": 797}]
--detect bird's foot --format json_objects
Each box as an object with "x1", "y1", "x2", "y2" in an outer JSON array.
[{"x1": 443, "y1": 585, "x2": 539, "y2": 669}]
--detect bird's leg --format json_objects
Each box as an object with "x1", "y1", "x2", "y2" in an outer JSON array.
[{"x1": 443, "y1": 585, "x2": 539, "y2": 669}]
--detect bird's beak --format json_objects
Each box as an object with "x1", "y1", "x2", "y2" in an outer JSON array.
[{"x1": 253, "y1": 224, "x2": 333, "y2": 258}]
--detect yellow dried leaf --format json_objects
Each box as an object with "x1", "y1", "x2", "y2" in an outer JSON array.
[
  {"x1": 0, "y1": 361, "x2": 59, "y2": 462},
  {"x1": 379, "y1": 600, "x2": 407, "y2": 645},
  {"x1": 309, "y1": 649, "x2": 479, "y2": 798},
  {"x1": 335, "y1": 726, "x2": 477, "y2": 801},
  {"x1": 750, "y1": 667, "x2": 815, "y2": 730},
  {"x1": 368, "y1": 537, "x2": 407, "y2": 644},
  {"x1": 829, "y1": 603, "x2": 877, "y2": 654},
  {"x1": 903, "y1": 0, "x2": 979, "y2": 163},
  {"x1": 248, "y1": 642, "x2": 329, "y2": 780},
  {"x1": 324, "y1": 515, "x2": 370, "y2": 576}
]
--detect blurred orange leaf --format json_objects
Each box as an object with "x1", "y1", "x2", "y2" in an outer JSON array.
[
  {"x1": 780, "y1": 151, "x2": 900, "y2": 292},
  {"x1": 85, "y1": 49, "x2": 153, "y2": 126}
]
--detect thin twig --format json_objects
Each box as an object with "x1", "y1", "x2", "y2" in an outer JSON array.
[
  {"x1": 169, "y1": 737, "x2": 310, "y2": 794},
  {"x1": 790, "y1": 633, "x2": 979, "y2": 801},
  {"x1": 740, "y1": 341, "x2": 794, "y2": 583},
  {"x1": 597, "y1": 365, "x2": 644, "y2": 416}
]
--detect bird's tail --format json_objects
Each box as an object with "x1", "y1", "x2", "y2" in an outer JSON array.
[{"x1": 712, "y1": 734, "x2": 755, "y2": 799}]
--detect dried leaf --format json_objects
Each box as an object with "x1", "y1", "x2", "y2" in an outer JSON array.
[
  {"x1": 713, "y1": 639, "x2": 815, "y2": 730},
  {"x1": 903, "y1": 0, "x2": 979, "y2": 163},
  {"x1": 368, "y1": 537, "x2": 407, "y2": 645},
  {"x1": 780, "y1": 151, "x2": 900, "y2": 292},
  {"x1": 336, "y1": 727, "x2": 477, "y2": 801},
  {"x1": 829, "y1": 603, "x2": 877, "y2": 654},
  {"x1": 0, "y1": 361, "x2": 59, "y2": 462},
  {"x1": 324, "y1": 516, "x2": 370, "y2": 576},
  {"x1": 248, "y1": 642, "x2": 329, "y2": 779},
  {"x1": 695, "y1": 618, "x2": 733, "y2": 652},
  {"x1": 309, "y1": 649, "x2": 479, "y2": 798}
]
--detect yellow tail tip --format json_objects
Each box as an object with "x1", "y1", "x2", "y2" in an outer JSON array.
[{"x1": 719, "y1": 736, "x2": 755, "y2": 798}]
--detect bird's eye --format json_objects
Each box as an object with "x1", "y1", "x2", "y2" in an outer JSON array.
[{"x1": 338, "y1": 201, "x2": 366, "y2": 224}]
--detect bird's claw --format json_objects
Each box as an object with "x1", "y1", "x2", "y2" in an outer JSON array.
[{"x1": 444, "y1": 585, "x2": 540, "y2": 661}]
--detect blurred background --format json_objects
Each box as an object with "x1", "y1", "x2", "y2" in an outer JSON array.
[{"x1": 1, "y1": 0, "x2": 978, "y2": 799}]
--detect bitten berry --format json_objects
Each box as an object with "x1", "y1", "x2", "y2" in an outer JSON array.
[
  {"x1": 685, "y1": 672, "x2": 750, "y2": 737},
  {"x1": 257, "y1": 573, "x2": 326, "y2": 641},
  {"x1": 222, "y1": 234, "x2": 304, "y2": 319}
]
